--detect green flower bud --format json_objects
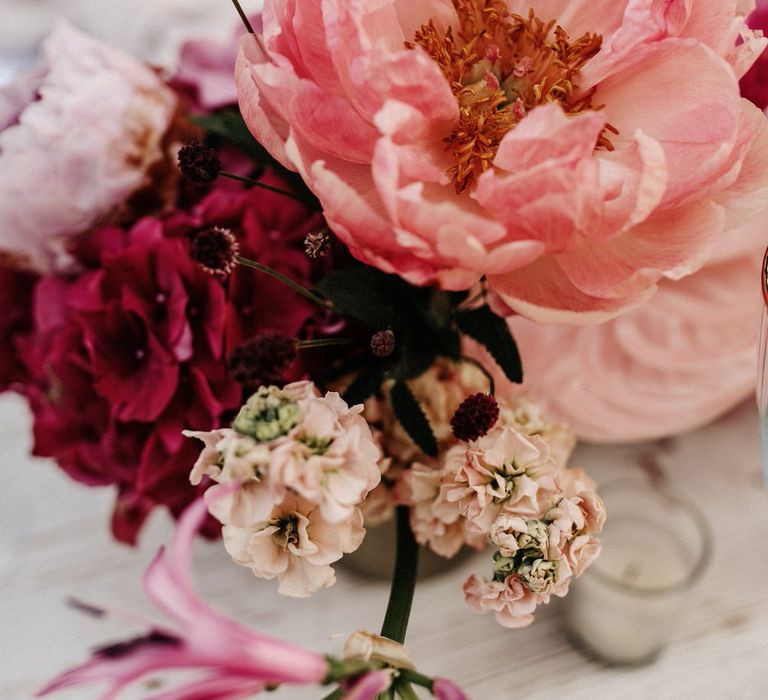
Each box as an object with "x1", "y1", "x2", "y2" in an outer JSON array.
[{"x1": 232, "y1": 386, "x2": 301, "y2": 442}]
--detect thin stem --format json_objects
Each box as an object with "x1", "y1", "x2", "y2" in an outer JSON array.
[
  {"x1": 220, "y1": 171, "x2": 305, "y2": 202},
  {"x1": 380, "y1": 506, "x2": 419, "y2": 644},
  {"x1": 229, "y1": 0, "x2": 255, "y2": 33},
  {"x1": 234, "y1": 256, "x2": 331, "y2": 309},
  {"x1": 297, "y1": 338, "x2": 354, "y2": 349}
]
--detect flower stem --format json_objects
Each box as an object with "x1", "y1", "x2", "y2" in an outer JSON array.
[
  {"x1": 229, "y1": 0, "x2": 255, "y2": 33},
  {"x1": 220, "y1": 171, "x2": 305, "y2": 202},
  {"x1": 234, "y1": 256, "x2": 331, "y2": 309},
  {"x1": 380, "y1": 506, "x2": 419, "y2": 644},
  {"x1": 297, "y1": 338, "x2": 354, "y2": 349}
]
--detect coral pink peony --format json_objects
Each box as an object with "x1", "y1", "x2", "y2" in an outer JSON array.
[
  {"x1": 237, "y1": 0, "x2": 768, "y2": 323},
  {"x1": 0, "y1": 24, "x2": 179, "y2": 272},
  {"x1": 38, "y1": 497, "x2": 329, "y2": 699}
]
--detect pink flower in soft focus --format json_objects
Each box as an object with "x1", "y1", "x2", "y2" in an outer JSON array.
[
  {"x1": 463, "y1": 573, "x2": 540, "y2": 629},
  {"x1": 237, "y1": 0, "x2": 768, "y2": 323},
  {"x1": 439, "y1": 426, "x2": 555, "y2": 532},
  {"x1": 741, "y1": 0, "x2": 768, "y2": 109},
  {"x1": 0, "y1": 24, "x2": 178, "y2": 272},
  {"x1": 222, "y1": 492, "x2": 365, "y2": 597},
  {"x1": 502, "y1": 210, "x2": 768, "y2": 441},
  {"x1": 38, "y1": 498, "x2": 329, "y2": 699},
  {"x1": 171, "y1": 16, "x2": 263, "y2": 111},
  {"x1": 433, "y1": 677, "x2": 469, "y2": 700}
]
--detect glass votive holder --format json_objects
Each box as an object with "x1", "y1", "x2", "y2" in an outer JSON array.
[{"x1": 565, "y1": 477, "x2": 712, "y2": 665}]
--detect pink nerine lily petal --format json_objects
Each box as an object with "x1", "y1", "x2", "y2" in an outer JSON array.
[
  {"x1": 341, "y1": 670, "x2": 393, "y2": 700},
  {"x1": 433, "y1": 677, "x2": 470, "y2": 700},
  {"x1": 38, "y1": 497, "x2": 328, "y2": 699}
]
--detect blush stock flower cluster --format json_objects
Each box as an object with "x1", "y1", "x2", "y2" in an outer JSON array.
[
  {"x1": 398, "y1": 394, "x2": 602, "y2": 627},
  {"x1": 186, "y1": 381, "x2": 382, "y2": 597}
]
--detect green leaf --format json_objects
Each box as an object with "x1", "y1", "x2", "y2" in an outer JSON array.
[
  {"x1": 316, "y1": 267, "x2": 399, "y2": 327},
  {"x1": 389, "y1": 381, "x2": 437, "y2": 457},
  {"x1": 456, "y1": 305, "x2": 523, "y2": 383},
  {"x1": 192, "y1": 109, "x2": 270, "y2": 163},
  {"x1": 342, "y1": 364, "x2": 384, "y2": 406}
]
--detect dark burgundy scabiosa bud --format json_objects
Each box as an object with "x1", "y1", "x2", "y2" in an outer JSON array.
[
  {"x1": 304, "y1": 229, "x2": 331, "y2": 259},
  {"x1": 188, "y1": 227, "x2": 240, "y2": 276},
  {"x1": 370, "y1": 329, "x2": 395, "y2": 357},
  {"x1": 227, "y1": 333, "x2": 298, "y2": 387},
  {"x1": 177, "y1": 141, "x2": 221, "y2": 184},
  {"x1": 451, "y1": 393, "x2": 500, "y2": 442}
]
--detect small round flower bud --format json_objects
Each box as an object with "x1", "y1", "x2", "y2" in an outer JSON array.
[
  {"x1": 370, "y1": 329, "x2": 395, "y2": 357},
  {"x1": 450, "y1": 392, "x2": 499, "y2": 442},
  {"x1": 188, "y1": 227, "x2": 239, "y2": 276},
  {"x1": 177, "y1": 141, "x2": 221, "y2": 184},
  {"x1": 304, "y1": 229, "x2": 331, "y2": 259},
  {"x1": 227, "y1": 333, "x2": 298, "y2": 388}
]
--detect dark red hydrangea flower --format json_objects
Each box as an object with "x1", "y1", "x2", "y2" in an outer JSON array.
[
  {"x1": 0, "y1": 264, "x2": 37, "y2": 391},
  {"x1": 741, "y1": 3, "x2": 768, "y2": 109},
  {"x1": 14, "y1": 175, "x2": 324, "y2": 544}
]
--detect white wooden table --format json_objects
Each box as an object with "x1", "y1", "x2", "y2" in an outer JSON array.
[{"x1": 1, "y1": 392, "x2": 767, "y2": 700}]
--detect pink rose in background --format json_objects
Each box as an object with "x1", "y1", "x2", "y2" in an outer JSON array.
[
  {"x1": 501, "y1": 212, "x2": 768, "y2": 441},
  {"x1": 0, "y1": 24, "x2": 179, "y2": 272},
  {"x1": 237, "y1": 0, "x2": 768, "y2": 323}
]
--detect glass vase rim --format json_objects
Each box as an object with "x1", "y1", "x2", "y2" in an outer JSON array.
[{"x1": 587, "y1": 476, "x2": 713, "y2": 598}]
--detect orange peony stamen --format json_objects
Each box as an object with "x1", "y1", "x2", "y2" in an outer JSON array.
[{"x1": 407, "y1": 1, "x2": 617, "y2": 193}]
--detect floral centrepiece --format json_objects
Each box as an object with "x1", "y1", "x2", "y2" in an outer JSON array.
[
  {"x1": 1, "y1": 2, "x2": 764, "y2": 697},
  {"x1": 237, "y1": 0, "x2": 768, "y2": 322}
]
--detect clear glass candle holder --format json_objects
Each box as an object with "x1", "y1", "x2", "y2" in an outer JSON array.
[{"x1": 565, "y1": 477, "x2": 712, "y2": 665}]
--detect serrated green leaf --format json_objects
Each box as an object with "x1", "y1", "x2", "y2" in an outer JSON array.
[
  {"x1": 456, "y1": 305, "x2": 523, "y2": 383},
  {"x1": 342, "y1": 364, "x2": 384, "y2": 406},
  {"x1": 389, "y1": 381, "x2": 437, "y2": 457}
]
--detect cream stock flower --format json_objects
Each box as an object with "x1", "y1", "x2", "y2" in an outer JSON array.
[
  {"x1": 186, "y1": 382, "x2": 380, "y2": 595},
  {"x1": 438, "y1": 424, "x2": 556, "y2": 532},
  {"x1": 462, "y1": 574, "x2": 539, "y2": 629},
  {"x1": 270, "y1": 388, "x2": 381, "y2": 523},
  {"x1": 397, "y1": 462, "x2": 485, "y2": 558},
  {"x1": 222, "y1": 494, "x2": 365, "y2": 598}
]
